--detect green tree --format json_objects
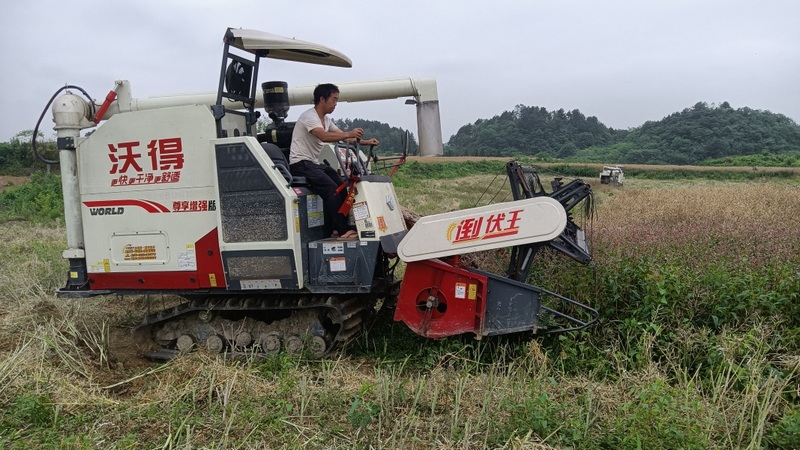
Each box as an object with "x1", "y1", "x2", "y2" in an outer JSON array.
[
  {"x1": 622, "y1": 102, "x2": 800, "y2": 164},
  {"x1": 334, "y1": 119, "x2": 418, "y2": 155},
  {"x1": 578, "y1": 102, "x2": 800, "y2": 165},
  {"x1": 446, "y1": 105, "x2": 619, "y2": 157},
  {"x1": 0, "y1": 131, "x2": 58, "y2": 175}
]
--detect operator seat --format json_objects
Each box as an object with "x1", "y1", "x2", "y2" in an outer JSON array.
[{"x1": 260, "y1": 143, "x2": 307, "y2": 185}]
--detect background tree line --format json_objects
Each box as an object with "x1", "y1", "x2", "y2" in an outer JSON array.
[
  {"x1": 0, "y1": 131, "x2": 58, "y2": 175},
  {"x1": 4, "y1": 102, "x2": 800, "y2": 175},
  {"x1": 445, "y1": 102, "x2": 800, "y2": 166},
  {"x1": 446, "y1": 105, "x2": 623, "y2": 159},
  {"x1": 333, "y1": 118, "x2": 418, "y2": 156}
]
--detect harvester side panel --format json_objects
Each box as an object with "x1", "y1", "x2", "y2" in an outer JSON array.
[
  {"x1": 77, "y1": 105, "x2": 225, "y2": 290},
  {"x1": 351, "y1": 175, "x2": 407, "y2": 241},
  {"x1": 307, "y1": 239, "x2": 381, "y2": 293},
  {"x1": 211, "y1": 138, "x2": 310, "y2": 290}
]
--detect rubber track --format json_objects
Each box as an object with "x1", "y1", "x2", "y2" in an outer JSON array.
[{"x1": 134, "y1": 294, "x2": 371, "y2": 358}]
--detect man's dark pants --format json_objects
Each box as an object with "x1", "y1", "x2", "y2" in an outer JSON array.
[{"x1": 290, "y1": 160, "x2": 350, "y2": 235}]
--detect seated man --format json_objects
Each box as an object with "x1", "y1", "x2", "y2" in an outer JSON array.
[{"x1": 289, "y1": 83, "x2": 379, "y2": 239}]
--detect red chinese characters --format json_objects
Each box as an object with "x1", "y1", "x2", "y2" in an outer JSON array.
[
  {"x1": 172, "y1": 200, "x2": 216, "y2": 213},
  {"x1": 450, "y1": 209, "x2": 523, "y2": 244},
  {"x1": 108, "y1": 138, "x2": 185, "y2": 187}
]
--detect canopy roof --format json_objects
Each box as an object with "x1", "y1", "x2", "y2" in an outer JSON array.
[{"x1": 227, "y1": 28, "x2": 352, "y2": 68}]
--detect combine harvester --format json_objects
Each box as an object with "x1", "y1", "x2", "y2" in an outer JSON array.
[{"x1": 39, "y1": 28, "x2": 597, "y2": 358}]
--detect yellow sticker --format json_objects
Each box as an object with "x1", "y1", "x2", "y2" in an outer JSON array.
[
  {"x1": 377, "y1": 216, "x2": 388, "y2": 233},
  {"x1": 103, "y1": 259, "x2": 110, "y2": 272},
  {"x1": 69, "y1": 271, "x2": 79, "y2": 279},
  {"x1": 209, "y1": 273, "x2": 217, "y2": 287},
  {"x1": 123, "y1": 244, "x2": 157, "y2": 261},
  {"x1": 468, "y1": 284, "x2": 477, "y2": 300}
]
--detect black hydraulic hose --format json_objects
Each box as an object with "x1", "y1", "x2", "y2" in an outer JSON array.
[{"x1": 33, "y1": 85, "x2": 94, "y2": 165}]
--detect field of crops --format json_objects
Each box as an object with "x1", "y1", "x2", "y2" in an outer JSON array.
[{"x1": 0, "y1": 163, "x2": 798, "y2": 449}]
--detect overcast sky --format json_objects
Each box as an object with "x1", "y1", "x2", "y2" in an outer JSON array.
[{"x1": 2, "y1": 1, "x2": 798, "y2": 143}]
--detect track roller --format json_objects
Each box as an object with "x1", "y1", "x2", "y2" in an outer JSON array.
[{"x1": 135, "y1": 294, "x2": 372, "y2": 359}]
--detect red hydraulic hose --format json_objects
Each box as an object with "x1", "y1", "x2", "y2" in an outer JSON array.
[
  {"x1": 389, "y1": 153, "x2": 407, "y2": 177},
  {"x1": 94, "y1": 89, "x2": 118, "y2": 123}
]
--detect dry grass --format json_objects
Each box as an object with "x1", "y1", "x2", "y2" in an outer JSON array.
[
  {"x1": 0, "y1": 176, "x2": 30, "y2": 193},
  {"x1": 396, "y1": 174, "x2": 510, "y2": 216},
  {"x1": 407, "y1": 156, "x2": 800, "y2": 175},
  {"x1": 593, "y1": 182, "x2": 800, "y2": 267}
]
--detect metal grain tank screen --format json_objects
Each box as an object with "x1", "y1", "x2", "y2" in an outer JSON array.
[
  {"x1": 226, "y1": 255, "x2": 293, "y2": 279},
  {"x1": 216, "y1": 143, "x2": 287, "y2": 242}
]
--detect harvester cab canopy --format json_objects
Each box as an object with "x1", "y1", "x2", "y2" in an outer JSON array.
[
  {"x1": 225, "y1": 28, "x2": 352, "y2": 67},
  {"x1": 215, "y1": 28, "x2": 352, "y2": 137}
]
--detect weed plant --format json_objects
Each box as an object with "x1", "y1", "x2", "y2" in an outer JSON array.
[
  {"x1": 0, "y1": 172, "x2": 64, "y2": 224},
  {"x1": 0, "y1": 168, "x2": 797, "y2": 448}
]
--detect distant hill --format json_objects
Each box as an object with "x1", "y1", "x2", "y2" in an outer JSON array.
[
  {"x1": 445, "y1": 105, "x2": 623, "y2": 158},
  {"x1": 444, "y1": 102, "x2": 800, "y2": 165},
  {"x1": 579, "y1": 102, "x2": 800, "y2": 165}
]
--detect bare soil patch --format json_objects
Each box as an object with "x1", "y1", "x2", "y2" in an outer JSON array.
[{"x1": 0, "y1": 175, "x2": 29, "y2": 192}]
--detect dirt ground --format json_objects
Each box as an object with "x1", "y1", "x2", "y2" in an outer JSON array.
[{"x1": 0, "y1": 175, "x2": 29, "y2": 192}]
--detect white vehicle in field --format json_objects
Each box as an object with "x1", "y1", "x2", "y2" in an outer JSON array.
[{"x1": 599, "y1": 166, "x2": 624, "y2": 186}]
